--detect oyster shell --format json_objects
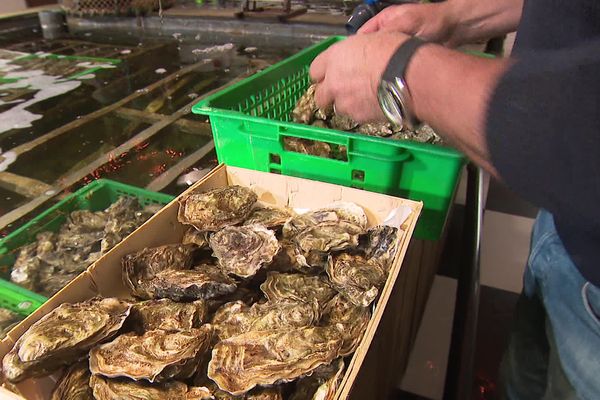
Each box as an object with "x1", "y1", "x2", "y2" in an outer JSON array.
[
  {"x1": 329, "y1": 114, "x2": 358, "y2": 131},
  {"x1": 283, "y1": 203, "x2": 367, "y2": 239},
  {"x1": 208, "y1": 327, "x2": 342, "y2": 395},
  {"x1": 290, "y1": 358, "x2": 345, "y2": 400},
  {"x1": 178, "y1": 185, "x2": 257, "y2": 231},
  {"x1": 360, "y1": 225, "x2": 399, "y2": 270},
  {"x1": 198, "y1": 381, "x2": 283, "y2": 400},
  {"x1": 130, "y1": 299, "x2": 208, "y2": 333},
  {"x1": 90, "y1": 325, "x2": 213, "y2": 383},
  {"x1": 210, "y1": 224, "x2": 279, "y2": 278},
  {"x1": 260, "y1": 272, "x2": 337, "y2": 310},
  {"x1": 0, "y1": 308, "x2": 23, "y2": 340},
  {"x1": 182, "y1": 227, "x2": 211, "y2": 248},
  {"x1": 326, "y1": 253, "x2": 386, "y2": 307},
  {"x1": 322, "y1": 294, "x2": 370, "y2": 356},
  {"x1": 149, "y1": 265, "x2": 237, "y2": 301},
  {"x1": 90, "y1": 375, "x2": 211, "y2": 400},
  {"x1": 243, "y1": 205, "x2": 294, "y2": 229},
  {"x1": 3, "y1": 297, "x2": 131, "y2": 382},
  {"x1": 356, "y1": 122, "x2": 393, "y2": 137},
  {"x1": 10, "y1": 242, "x2": 40, "y2": 291},
  {"x1": 122, "y1": 244, "x2": 196, "y2": 299},
  {"x1": 211, "y1": 299, "x2": 320, "y2": 340},
  {"x1": 283, "y1": 137, "x2": 333, "y2": 159},
  {"x1": 50, "y1": 361, "x2": 93, "y2": 400},
  {"x1": 293, "y1": 221, "x2": 363, "y2": 268},
  {"x1": 292, "y1": 85, "x2": 317, "y2": 124}
]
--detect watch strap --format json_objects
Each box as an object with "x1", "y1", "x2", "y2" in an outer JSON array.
[{"x1": 382, "y1": 36, "x2": 428, "y2": 82}]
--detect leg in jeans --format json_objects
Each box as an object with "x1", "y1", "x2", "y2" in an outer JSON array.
[{"x1": 500, "y1": 210, "x2": 600, "y2": 399}]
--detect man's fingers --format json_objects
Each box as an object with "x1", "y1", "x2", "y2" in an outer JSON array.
[
  {"x1": 309, "y1": 51, "x2": 328, "y2": 83},
  {"x1": 357, "y1": 15, "x2": 382, "y2": 34},
  {"x1": 314, "y1": 82, "x2": 334, "y2": 110}
]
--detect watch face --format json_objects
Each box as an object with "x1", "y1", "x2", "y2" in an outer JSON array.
[{"x1": 377, "y1": 81, "x2": 404, "y2": 129}]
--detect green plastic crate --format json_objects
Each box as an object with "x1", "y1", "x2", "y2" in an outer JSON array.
[
  {"x1": 192, "y1": 36, "x2": 466, "y2": 240},
  {"x1": 0, "y1": 179, "x2": 174, "y2": 316}
]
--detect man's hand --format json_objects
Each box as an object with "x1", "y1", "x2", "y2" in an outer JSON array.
[
  {"x1": 358, "y1": 3, "x2": 457, "y2": 46},
  {"x1": 309, "y1": 32, "x2": 410, "y2": 123}
]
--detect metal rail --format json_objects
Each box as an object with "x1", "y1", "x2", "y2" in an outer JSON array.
[{"x1": 443, "y1": 163, "x2": 483, "y2": 400}]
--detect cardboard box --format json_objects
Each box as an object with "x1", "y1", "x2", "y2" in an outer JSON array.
[{"x1": 0, "y1": 165, "x2": 422, "y2": 399}]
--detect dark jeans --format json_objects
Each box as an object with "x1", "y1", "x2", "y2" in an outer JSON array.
[{"x1": 500, "y1": 210, "x2": 600, "y2": 399}]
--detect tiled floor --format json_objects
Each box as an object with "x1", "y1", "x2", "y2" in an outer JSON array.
[{"x1": 397, "y1": 175, "x2": 538, "y2": 400}]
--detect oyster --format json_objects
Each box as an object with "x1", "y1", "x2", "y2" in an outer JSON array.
[
  {"x1": 178, "y1": 185, "x2": 257, "y2": 231},
  {"x1": 130, "y1": 299, "x2": 208, "y2": 333},
  {"x1": 0, "y1": 308, "x2": 23, "y2": 340},
  {"x1": 329, "y1": 114, "x2": 358, "y2": 131},
  {"x1": 292, "y1": 85, "x2": 317, "y2": 124},
  {"x1": 211, "y1": 299, "x2": 320, "y2": 340},
  {"x1": 90, "y1": 375, "x2": 212, "y2": 400},
  {"x1": 182, "y1": 227, "x2": 211, "y2": 248},
  {"x1": 122, "y1": 244, "x2": 196, "y2": 299},
  {"x1": 359, "y1": 225, "x2": 399, "y2": 270},
  {"x1": 90, "y1": 325, "x2": 213, "y2": 383},
  {"x1": 50, "y1": 361, "x2": 93, "y2": 400},
  {"x1": 321, "y1": 294, "x2": 370, "y2": 356},
  {"x1": 243, "y1": 205, "x2": 294, "y2": 229},
  {"x1": 208, "y1": 327, "x2": 342, "y2": 395},
  {"x1": 3, "y1": 297, "x2": 131, "y2": 382},
  {"x1": 283, "y1": 137, "x2": 333, "y2": 159},
  {"x1": 210, "y1": 224, "x2": 279, "y2": 278},
  {"x1": 356, "y1": 122, "x2": 393, "y2": 137},
  {"x1": 260, "y1": 272, "x2": 337, "y2": 310},
  {"x1": 326, "y1": 253, "x2": 386, "y2": 307},
  {"x1": 149, "y1": 265, "x2": 237, "y2": 301},
  {"x1": 197, "y1": 381, "x2": 283, "y2": 400},
  {"x1": 67, "y1": 209, "x2": 107, "y2": 231},
  {"x1": 293, "y1": 221, "x2": 363, "y2": 268},
  {"x1": 283, "y1": 203, "x2": 368, "y2": 239},
  {"x1": 10, "y1": 242, "x2": 40, "y2": 291},
  {"x1": 290, "y1": 358, "x2": 345, "y2": 400}
]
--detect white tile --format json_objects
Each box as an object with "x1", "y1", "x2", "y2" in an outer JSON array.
[
  {"x1": 399, "y1": 276, "x2": 457, "y2": 400},
  {"x1": 480, "y1": 210, "x2": 535, "y2": 293}
]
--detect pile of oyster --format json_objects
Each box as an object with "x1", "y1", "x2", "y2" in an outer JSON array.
[
  {"x1": 1, "y1": 185, "x2": 404, "y2": 400},
  {"x1": 291, "y1": 84, "x2": 443, "y2": 150},
  {"x1": 10, "y1": 197, "x2": 161, "y2": 297}
]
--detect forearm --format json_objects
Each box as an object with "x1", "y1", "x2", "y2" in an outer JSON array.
[
  {"x1": 444, "y1": 0, "x2": 524, "y2": 46},
  {"x1": 405, "y1": 44, "x2": 510, "y2": 176}
]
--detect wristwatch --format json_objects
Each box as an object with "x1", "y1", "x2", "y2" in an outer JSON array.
[{"x1": 377, "y1": 37, "x2": 428, "y2": 131}]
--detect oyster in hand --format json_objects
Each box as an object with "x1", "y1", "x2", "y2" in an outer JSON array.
[
  {"x1": 208, "y1": 327, "x2": 342, "y2": 395},
  {"x1": 292, "y1": 85, "x2": 317, "y2": 124},
  {"x1": 290, "y1": 358, "x2": 345, "y2": 400},
  {"x1": 130, "y1": 299, "x2": 208, "y2": 333},
  {"x1": 326, "y1": 253, "x2": 386, "y2": 307},
  {"x1": 90, "y1": 325, "x2": 213, "y2": 383},
  {"x1": 260, "y1": 272, "x2": 337, "y2": 310},
  {"x1": 3, "y1": 297, "x2": 131, "y2": 383},
  {"x1": 122, "y1": 244, "x2": 196, "y2": 299},
  {"x1": 210, "y1": 224, "x2": 279, "y2": 278},
  {"x1": 50, "y1": 361, "x2": 93, "y2": 400},
  {"x1": 149, "y1": 265, "x2": 237, "y2": 301},
  {"x1": 243, "y1": 205, "x2": 294, "y2": 229},
  {"x1": 211, "y1": 299, "x2": 320, "y2": 340},
  {"x1": 178, "y1": 185, "x2": 257, "y2": 231},
  {"x1": 90, "y1": 375, "x2": 212, "y2": 400},
  {"x1": 322, "y1": 294, "x2": 370, "y2": 356}
]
